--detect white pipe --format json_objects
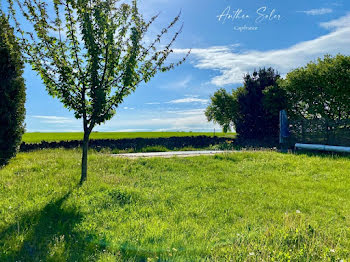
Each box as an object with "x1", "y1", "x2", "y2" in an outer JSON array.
[{"x1": 295, "y1": 143, "x2": 350, "y2": 153}]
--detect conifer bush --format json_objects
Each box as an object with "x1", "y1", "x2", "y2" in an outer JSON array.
[{"x1": 0, "y1": 15, "x2": 26, "y2": 166}]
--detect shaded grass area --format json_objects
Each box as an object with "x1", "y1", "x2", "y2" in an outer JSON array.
[
  {"x1": 1, "y1": 149, "x2": 350, "y2": 261},
  {"x1": 22, "y1": 132, "x2": 233, "y2": 144}
]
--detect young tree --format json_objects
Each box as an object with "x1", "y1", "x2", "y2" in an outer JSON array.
[
  {"x1": 205, "y1": 87, "x2": 243, "y2": 133},
  {"x1": 6, "y1": 0, "x2": 189, "y2": 183},
  {"x1": 0, "y1": 14, "x2": 26, "y2": 167}
]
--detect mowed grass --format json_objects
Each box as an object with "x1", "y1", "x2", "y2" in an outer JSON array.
[
  {"x1": 1, "y1": 149, "x2": 350, "y2": 261},
  {"x1": 22, "y1": 132, "x2": 233, "y2": 143}
]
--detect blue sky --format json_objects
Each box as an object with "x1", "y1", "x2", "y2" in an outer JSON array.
[{"x1": 17, "y1": 0, "x2": 350, "y2": 132}]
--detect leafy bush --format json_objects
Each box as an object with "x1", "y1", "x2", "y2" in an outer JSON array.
[
  {"x1": 280, "y1": 54, "x2": 350, "y2": 121},
  {"x1": 0, "y1": 15, "x2": 26, "y2": 166}
]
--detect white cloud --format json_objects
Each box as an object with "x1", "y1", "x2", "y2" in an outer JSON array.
[
  {"x1": 26, "y1": 129, "x2": 82, "y2": 133},
  {"x1": 29, "y1": 107, "x2": 218, "y2": 132},
  {"x1": 158, "y1": 75, "x2": 193, "y2": 90},
  {"x1": 165, "y1": 108, "x2": 207, "y2": 115},
  {"x1": 166, "y1": 97, "x2": 209, "y2": 104},
  {"x1": 177, "y1": 75, "x2": 192, "y2": 88},
  {"x1": 145, "y1": 102, "x2": 161, "y2": 105},
  {"x1": 139, "y1": 109, "x2": 216, "y2": 131},
  {"x1": 320, "y1": 13, "x2": 350, "y2": 29},
  {"x1": 108, "y1": 129, "x2": 153, "y2": 132},
  {"x1": 173, "y1": 14, "x2": 350, "y2": 86},
  {"x1": 298, "y1": 8, "x2": 333, "y2": 16},
  {"x1": 31, "y1": 115, "x2": 77, "y2": 124},
  {"x1": 95, "y1": 108, "x2": 220, "y2": 132}
]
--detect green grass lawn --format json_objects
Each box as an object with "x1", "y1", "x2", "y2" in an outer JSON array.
[
  {"x1": 22, "y1": 132, "x2": 233, "y2": 143},
  {"x1": 1, "y1": 149, "x2": 350, "y2": 261}
]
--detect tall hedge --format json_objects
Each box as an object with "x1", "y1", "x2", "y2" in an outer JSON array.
[{"x1": 0, "y1": 15, "x2": 26, "y2": 166}]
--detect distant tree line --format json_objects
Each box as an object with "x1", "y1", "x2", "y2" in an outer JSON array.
[{"x1": 206, "y1": 54, "x2": 350, "y2": 142}]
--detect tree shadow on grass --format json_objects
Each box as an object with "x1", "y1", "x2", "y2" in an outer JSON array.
[{"x1": 0, "y1": 191, "x2": 103, "y2": 261}]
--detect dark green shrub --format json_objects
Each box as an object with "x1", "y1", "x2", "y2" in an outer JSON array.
[
  {"x1": 0, "y1": 15, "x2": 26, "y2": 166},
  {"x1": 206, "y1": 68, "x2": 287, "y2": 141}
]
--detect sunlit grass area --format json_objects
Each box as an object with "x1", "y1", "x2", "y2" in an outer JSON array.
[
  {"x1": 22, "y1": 132, "x2": 234, "y2": 144},
  {"x1": 1, "y1": 149, "x2": 349, "y2": 261}
]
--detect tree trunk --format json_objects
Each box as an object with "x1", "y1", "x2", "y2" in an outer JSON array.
[{"x1": 80, "y1": 131, "x2": 90, "y2": 185}]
